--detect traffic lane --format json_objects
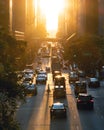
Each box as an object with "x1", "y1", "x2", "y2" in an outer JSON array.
[
  {"x1": 63, "y1": 72, "x2": 82, "y2": 130},
  {"x1": 78, "y1": 80, "x2": 104, "y2": 130},
  {"x1": 78, "y1": 97, "x2": 104, "y2": 130},
  {"x1": 27, "y1": 88, "x2": 71, "y2": 130},
  {"x1": 17, "y1": 72, "x2": 82, "y2": 130},
  {"x1": 16, "y1": 84, "x2": 47, "y2": 130},
  {"x1": 66, "y1": 87, "x2": 82, "y2": 130},
  {"x1": 27, "y1": 91, "x2": 53, "y2": 130},
  {"x1": 17, "y1": 84, "x2": 80, "y2": 130}
]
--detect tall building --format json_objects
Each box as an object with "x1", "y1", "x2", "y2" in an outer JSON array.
[
  {"x1": 12, "y1": 0, "x2": 26, "y2": 33},
  {"x1": 12, "y1": 0, "x2": 37, "y2": 40},
  {"x1": 98, "y1": 0, "x2": 104, "y2": 35},
  {"x1": 85, "y1": 0, "x2": 99, "y2": 34},
  {"x1": 77, "y1": 0, "x2": 86, "y2": 35},
  {"x1": 0, "y1": 0, "x2": 9, "y2": 32},
  {"x1": 75, "y1": 0, "x2": 99, "y2": 35}
]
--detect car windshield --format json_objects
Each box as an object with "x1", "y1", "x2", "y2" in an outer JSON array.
[
  {"x1": 90, "y1": 78, "x2": 98, "y2": 82},
  {"x1": 79, "y1": 96, "x2": 92, "y2": 101},
  {"x1": 53, "y1": 104, "x2": 64, "y2": 109},
  {"x1": 37, "y1": 75, "x2": 45, "y2": 78}
]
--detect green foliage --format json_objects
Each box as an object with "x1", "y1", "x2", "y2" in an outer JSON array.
[
  {"x1": 63, "y1": 34, "x2": 104, "y2": 70},
  {"x1": 0, "y1": 29, "x2": 27, "y2": 129},
  {"x1": 0, "y1": 73, "x2": 26, "y2": 130}
]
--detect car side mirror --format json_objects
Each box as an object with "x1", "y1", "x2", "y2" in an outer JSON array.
[{"x1": 65, "y1": 105, "x2": 68, "y2": 107}]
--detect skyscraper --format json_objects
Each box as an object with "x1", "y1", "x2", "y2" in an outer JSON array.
[
  {"x1": 0, "y1": 0, "x2": 9, "y2": 32},
  {"x1": 12, "y1": 0, "x2": 26, "y2": 32}
]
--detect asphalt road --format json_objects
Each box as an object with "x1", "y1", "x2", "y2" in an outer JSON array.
[{"x1": 16, "y1": 58, "x2": 104, "y2": 130}]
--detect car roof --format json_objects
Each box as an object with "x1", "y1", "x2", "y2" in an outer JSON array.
[
  {"x1": 90, "y1": 78, "x2": 98, "y2": 81},
  {"x1": 55, "y1": 75, "x2": 65, "y2": 79},
  {"x1": 52, "y1": 102, "x2": 64, "y2": 109},
  {"x1": 23, "y1": 69, "x2": 33, "y2": 72}
]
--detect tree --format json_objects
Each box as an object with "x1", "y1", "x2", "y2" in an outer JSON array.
[
  {"x1": 0, "y1": 73, "x2": 26, "y2": 130},
  {"x1": 63, "y1": 34, "x2": 104, "y2": 73},
  {"x1": 0, "y1": 29, "x2": 27, "y2": 129}
]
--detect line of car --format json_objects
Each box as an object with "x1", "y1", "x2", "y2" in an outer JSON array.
[
  {"x1": 69, "y1": 69, "x2": 100, "y2": 110},
  {"x1": 17, "y1": 69, "x2": 37, "y2": 96},
  {"x1": 48, "y1": 44, "x2": 68, "y2": 119}
]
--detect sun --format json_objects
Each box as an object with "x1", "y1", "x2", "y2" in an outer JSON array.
[{"x1": 40, "y1": 0, "x2": 65, "y2": 36}]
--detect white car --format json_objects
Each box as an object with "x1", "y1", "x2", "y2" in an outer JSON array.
[
  {"x1": 23, "y1": 69, "x2": 35, "y2": 79},
  {"x1": 36, "y1": 74, "x2": 47, "y2": 84},
  {"x1": 38, "y1": 70, "x2": 47, "y2": 80}
]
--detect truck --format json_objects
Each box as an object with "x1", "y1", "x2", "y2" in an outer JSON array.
[
  {"x1": 53, "y1": 85, "x2": 66, "y2": 98},
  {"x1": 51, "y1": 56, "x2": 62, "y2": 73}
]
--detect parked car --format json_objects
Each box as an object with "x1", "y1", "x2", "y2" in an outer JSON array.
[
  {"x1": 23, "y1": 69, "x2": 35, "y2": 79},
  {"x1": 69, "y1": 71, "x2": 79, "y2": 83},
  {"x1": 36, "y1": 74, "x2": 47, "y2": 84},
  {"x1": 53, "y1": 70, "x2": 62, "y2": 80},
  {"x1": 38, "y1": 70, "x2": 47, "y2": 80},
  {"x1": 22, "y1": 76, "x2": 33, "y2": 87},
  {"x1": 76, "y1": 93, "x2": 94, "y2": 110},
  {"x1": 88, "y1": 77, "x2": 100, "y2": 88},
  {"x1": 25, "y1": 83, "x2": 37, "y2": 96},
  {"x1": 49, "y1": 102, "x2": 67, "y2": 119}
]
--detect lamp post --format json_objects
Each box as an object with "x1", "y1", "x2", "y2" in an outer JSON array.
[{"x1": 9, "y1": 0, "x2": 13, "y2": 34}]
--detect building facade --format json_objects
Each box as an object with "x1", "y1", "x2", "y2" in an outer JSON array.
[
  {"x1": 58, "y1": 0, "x2": 100, "y2": 37},
  {"x1": 0, "y1": 0, "x2": 104, "y2": 38},
  {"x1": 98, "y1": 0, "x2": 104, "y2": 35},
  {"x1": 0, "y1": 0, "x2": 9, "y2": 32}
]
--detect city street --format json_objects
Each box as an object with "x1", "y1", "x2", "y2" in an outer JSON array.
[{"x1": 16, "y1": 57, "x2": 104, "y2": 130}]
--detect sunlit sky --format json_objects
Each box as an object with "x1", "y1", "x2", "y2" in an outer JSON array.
[{"x1": 40, "y1": 0, "x2": 65, "y2": 37}]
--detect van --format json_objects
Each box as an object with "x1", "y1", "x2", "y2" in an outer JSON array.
[{"x1": 74, "y1": 81, "x2": 87, "y2": 96}]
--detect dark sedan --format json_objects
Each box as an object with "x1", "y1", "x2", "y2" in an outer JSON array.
[
  {"x1": 76, "y1": 93, "x2": 94, "y2": 110},
  {"x1": 49, "y1": 102, "x2": 67, "y2": 119},
  {"x1": 88, "y1": 77, "x2": 100, "y2": 88}
]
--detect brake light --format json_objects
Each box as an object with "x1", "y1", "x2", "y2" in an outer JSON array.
[
  {"x1": 90, "y1": 100, "x2": 94, "y2": 102},
  {"x1": 77, "y1": 99, "x2": 81, "y2": 102}
]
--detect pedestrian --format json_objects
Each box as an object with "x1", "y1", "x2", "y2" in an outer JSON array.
[{"x1": 47, "y1": 84, "x2": 50, "y2": 93}]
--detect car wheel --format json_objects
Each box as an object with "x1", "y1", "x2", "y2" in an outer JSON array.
[
  {"x1": 36, "y1": 81, "x2": 38, "y2": 84},
  {"x1": 34, "y1": 89, "x2": 37, "y2": 96},
  {"x1": 64, "y1": 113, "x2": 67, "y2": 118},
  {"x1": 50, "y1": 114, "x2": 53, "y2": 119},
  {"x1": 77, "y1": 104, "x2": 80, "y2": 109}
]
